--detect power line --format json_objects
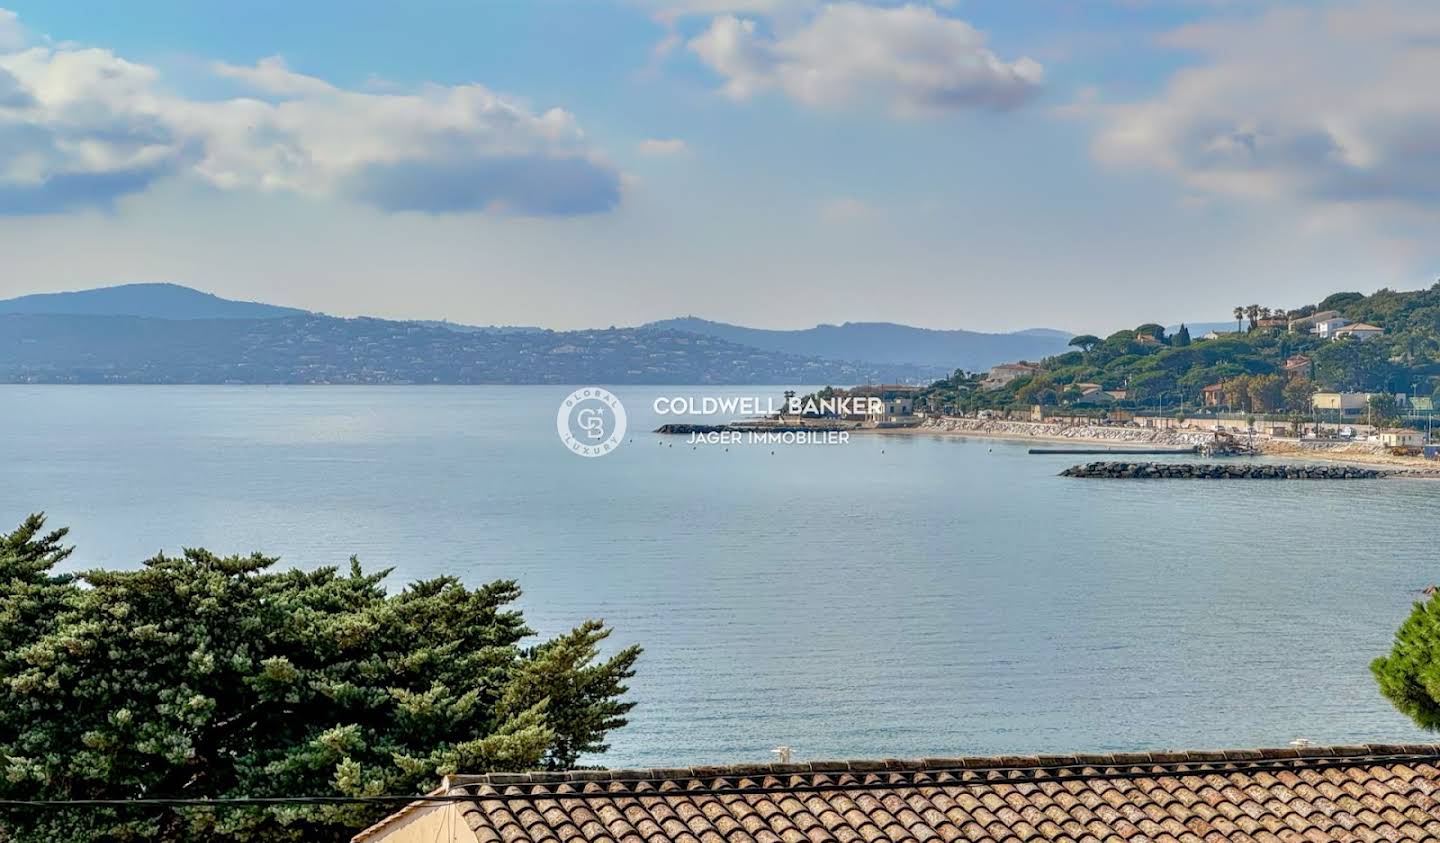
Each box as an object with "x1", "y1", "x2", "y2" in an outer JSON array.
[{"x1": 3, "y1": 749, "x2": 1440, "y2": 811}]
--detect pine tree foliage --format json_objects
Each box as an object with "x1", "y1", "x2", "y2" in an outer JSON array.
[
  {"x1": 0, "y1": 515, "x2": 640, "y2": 843},
  {"x1": 1374, "y1": 596, "x2": 1440, "y2": 731}
]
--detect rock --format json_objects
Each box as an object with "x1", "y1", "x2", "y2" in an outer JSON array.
[{"x1": 1059, "y1": 461, "x2": 1389, "y2": 480}]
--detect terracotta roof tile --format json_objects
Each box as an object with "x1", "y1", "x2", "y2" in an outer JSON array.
[{"x1": 353, "y1": 746, "x2": 1440, "y2": 843}]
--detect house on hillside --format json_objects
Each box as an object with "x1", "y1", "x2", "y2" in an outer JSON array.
[
  {"x1": 1332, "y1": 322, "x2": 1384, "y2": 342},
  {"x1": 1201, "y1": 382, "x2": 1227, "y2": 407},
  {"x1": 1282, "y1": 354, "x2": 1312, "y2": 379},
  {"x1": 980, "y1": 362, "x2": 1040, "y2": 390},
  {"x1": 1312, "y1": 316, "x2": 1352, "y2": 338},
  {"x1": 352, "y1": 746, "x2": 1440, "y2": 843},
  {"x1": 1287, "y1": 309, "x2": 1340, "y2": 333},
  {"x1": 1256, "y1": 315, "x2": 1288, "y2": 329},
  {"x1": 1073, "y1": 386, "x2": 1115, "y2": 405},
  {"x1": 1133, "y1": 333, "x2": 1163, "y2": 347}
]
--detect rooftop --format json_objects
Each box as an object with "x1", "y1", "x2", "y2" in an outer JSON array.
[{"x1": 354, "y1": 744, "x2": 1440, "y2": 843}]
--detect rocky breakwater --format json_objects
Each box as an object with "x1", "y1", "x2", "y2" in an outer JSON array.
[
  {"x1": 920, "y1": 417, "x2": 1214, "y2": 447},
  {"x1": 1060, "y1": 461, "x2": 1391, "y2": 479}
]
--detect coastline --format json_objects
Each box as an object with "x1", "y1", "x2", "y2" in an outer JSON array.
[{"x1": 860, "y1": 418, "x2": 1440, "y2": 474}]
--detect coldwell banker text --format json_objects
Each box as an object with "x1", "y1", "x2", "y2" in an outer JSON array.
[{"x1": 653, "y1": 395, "x2": 884, "y2": 417}]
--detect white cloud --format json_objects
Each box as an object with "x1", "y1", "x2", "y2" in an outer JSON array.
[
  {"x1": 1091, "y1": 1, "x2": 1440, "y2": 212},
  {"x1": 210, "y1": 55, "x2": 335, "y2": 97},
  {"x1": 637, "y1": 138, "x2": 688, "y2": 156},
  {"x1": 687, "y1": 3, "x2": 1042, "y2": 115},
  {"x1": 0, "y1": 13, "x2": 620, "y2": 216},
  {"x1": 0, "y1": 8, "x2": 23, "y2": 50}
]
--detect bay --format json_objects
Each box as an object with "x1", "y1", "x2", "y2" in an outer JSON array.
[{"x1": 1, "y1": 385, "x2": 1432, "y2": 766}]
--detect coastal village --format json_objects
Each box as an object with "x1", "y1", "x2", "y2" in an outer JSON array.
[{"x1": 730, "y1": 292, "x2": 1440, "y2": 470}]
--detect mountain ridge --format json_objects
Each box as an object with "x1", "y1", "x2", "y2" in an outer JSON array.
[
  {"x1": 0, "y1": 312, "x2": 943, "y2": 385},
  {"x1": 0, "y1": 283, "x2": 309, "y2": 320},
  {"x1": 0, "y1": 284, "x2": 1091, "y2": 382},
  {"x1": 641, "y1": 316, "x2": 1074, "y2": 371}
]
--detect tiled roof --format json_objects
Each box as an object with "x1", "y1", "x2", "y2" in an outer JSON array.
[{"x1": 355, "y1": 745, "x2": 1440, "y2": 843}]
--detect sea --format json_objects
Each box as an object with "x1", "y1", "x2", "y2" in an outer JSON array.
[{"x1": 2, "y1": 384, "x2": 1435, "y2": 766}]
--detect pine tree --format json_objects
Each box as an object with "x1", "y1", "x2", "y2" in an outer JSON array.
[
  {"x1": 1374, "y1": 596, "x2": 1440, "y2": 730},
  {"x1": 0, "y1": 515, "x2": 640, "y2": 843}
]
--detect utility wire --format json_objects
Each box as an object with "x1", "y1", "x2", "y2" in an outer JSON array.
[{"x1": 3, "y1": 750, "x2": 1439, "y2": 811}]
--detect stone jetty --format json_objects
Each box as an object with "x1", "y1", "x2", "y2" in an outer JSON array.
[{"x1": 1060, "y1": 461, "x2": 1390, "y2": 479}]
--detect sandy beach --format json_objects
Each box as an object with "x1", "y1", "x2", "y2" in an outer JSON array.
[{"x1": 864, "y1": 417, "x2": 1440, "y2": 474}]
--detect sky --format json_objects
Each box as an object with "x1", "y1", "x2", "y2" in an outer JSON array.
[{"x1": 0, "y1": 0, "x2": 1437, "y2": 334}]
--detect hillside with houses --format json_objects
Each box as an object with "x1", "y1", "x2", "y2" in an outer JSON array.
[{"x1": 918, "y1": 286, "x2": 1440, "y2": 425}]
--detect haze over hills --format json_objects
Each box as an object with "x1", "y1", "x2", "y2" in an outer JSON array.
[
  {"x1": 0, "y1": 283, "x2": 1099, "y2": 383},
  {"x1": 0, "y1": 314, "x2": 937, "y2": 385},
  {"x1": 642, "y1": 317, "x2": 1073, "y2": 371},
  {"x1": 0, "y1": 283, "x2": 308, "y2": 320}
]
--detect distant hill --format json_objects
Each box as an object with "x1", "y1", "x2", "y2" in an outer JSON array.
[
  {"x1": 642, "y1": 317, "x2": 1073, "y2": 372},
  {"x1": 0, "y1": 283, "x2": 308, "y2": 320},
  {"x1": 0, "y1": 313, "x2": 939, "y2": 385},
  {"x1": 412, "y1": 320, "x2": 547, "y2": 335}
]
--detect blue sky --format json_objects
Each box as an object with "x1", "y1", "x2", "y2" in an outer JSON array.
[{"x1": 0, "y1": 0, "x2": 1436, "y2": 333}]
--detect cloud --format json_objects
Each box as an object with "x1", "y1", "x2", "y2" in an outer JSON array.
[
  {"x1": 210, "y1": 55, "x2": 335, "y2": 97},
  {"x1": 1090, "y1": 1, "x2": 1440, "y2": 211},
  {"x1": 687, "y1": 3, "x2": 1043, "y2": 115},
  {"x1": 0, "y1": 8, "x2": 22, "y2": 50},
  {"x1": 637, "y1": 137, "x2": 688, "y2": 156},
  {"x1": 0, "y1": 14, "x2": 620, "y2": 217}
]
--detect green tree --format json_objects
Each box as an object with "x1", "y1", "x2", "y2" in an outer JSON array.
[
  {"x1": 1246, "y1": 374, "x2": 1284, "y2": 413},
  {"x1": 1319, "y1": 291, "x2": 1365, "y2": 312},
  {"x1": 0, "y1": 516, "x2": 641, "y2": 843},
  {"x1": 1313, "y1": 339, "x2": 1394, "y2": 392},
  {"x1": 1221, "y1": 378, "x2": 1249, "y2": 411},
  {"x1": 1172, "y1": 324, "x2": 1191, "y2": 347},
  {"x1": 1369, "y1": 392, "x2": 1400, "y2": 425},
  {"x1": 1233, "y1": 306, "x2": 1244, "y2": 333},
  {"x1": 1135, "y1": 324, "x2": 1166, "y2": 343},
  {"x1": 1068, "y1": 335, "x2": 1101, "y2": 353},
  {"x1": 1374, "y1": 596, "x2": 1440, "y2": 729},
  {"x1": 1282, "y1": 378, "x2": 1317, "y2": 413}
]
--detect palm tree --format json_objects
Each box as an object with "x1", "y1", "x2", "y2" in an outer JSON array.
[
  {"x1": 1233, "y1": 306, "x2": 1245, "y2": 333},
  {"x1": 1245, "y1": 304, "x2": 1261, "y2": 331}
]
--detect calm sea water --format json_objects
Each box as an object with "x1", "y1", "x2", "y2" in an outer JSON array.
[{"x1": 3, "y1": 385, "x2": 1435, "y2": 765}]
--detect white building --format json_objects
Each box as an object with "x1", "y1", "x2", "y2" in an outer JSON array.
[
  {"x1": 1331, "y1": 323, "x2": 1383, "y2": 341},
  {"x1": 1378, "y1": 429, "x2": 1423, "y2": 447},
  {"x1": 980, "y1": 362, "x2": 1040, "y2": 390},
  {"x1": 1312, "y1": 317, "x2": 1352, "y2": 338},
  {"x1": 1312, "y1": 391, "x2": 1371, "y2": 416}
]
